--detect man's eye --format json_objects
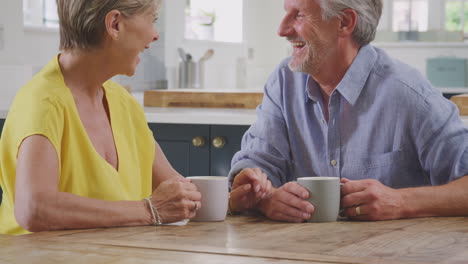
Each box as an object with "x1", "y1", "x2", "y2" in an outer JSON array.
[{"x1": 296, "y1": 13, "x2": 305, "y2": 18}]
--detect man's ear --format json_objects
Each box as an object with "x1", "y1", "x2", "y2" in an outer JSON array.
[
  {"x1": 105, "y1": 10, "x2": 122, "y2": 41},
  {"x1": 338, "y1": 9, "x2": 358, "y2": 37}
]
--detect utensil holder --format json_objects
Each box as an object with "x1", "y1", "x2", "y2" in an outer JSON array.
[{"x1": 178, "y1": 61, "x2": 204, "y2": 89}]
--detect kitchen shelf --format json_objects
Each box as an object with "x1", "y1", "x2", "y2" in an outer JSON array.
[{"x1": 438, "y1": 88, "x2": 468, "y2": 94}]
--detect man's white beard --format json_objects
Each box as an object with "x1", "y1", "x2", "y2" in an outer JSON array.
[{"x1": 288, "y1": 50, "x2": 317, "y2": 75}]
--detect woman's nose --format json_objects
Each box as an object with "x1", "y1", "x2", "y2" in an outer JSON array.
[{"x1": 152, "y1": 29, "x2": 159, "y2": 42}]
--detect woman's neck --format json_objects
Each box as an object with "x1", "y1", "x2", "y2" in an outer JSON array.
[{"x1": 58, "y1": 49, "x2": 115, "y2": 106}]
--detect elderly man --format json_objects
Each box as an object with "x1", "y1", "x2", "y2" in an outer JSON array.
[{"x1": 227, "y1": 0, "x2": 468, "y2": 222}]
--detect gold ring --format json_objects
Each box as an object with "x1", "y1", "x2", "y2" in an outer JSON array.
[
  {"x1": 194, "y1": 202, "x2": 198, "y2": 211},
  {"x1": 355, "y1": 206, "x2": 361, "y2": 216}
]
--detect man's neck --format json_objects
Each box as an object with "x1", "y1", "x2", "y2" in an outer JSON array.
[
  {"x1": 312, "y1": 43, "x2": 361, "y2": 98},
  {"x1": 309, "y1": 42, "x2": 361, "y2": 122}
]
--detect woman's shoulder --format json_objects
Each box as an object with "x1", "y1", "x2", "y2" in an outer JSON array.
[
  {"x1": 103, "y1": 81, "x2": 142, "y2": 110},
  {"x1": 12, "y1": 59, "x2": 69, "y2": 115}
]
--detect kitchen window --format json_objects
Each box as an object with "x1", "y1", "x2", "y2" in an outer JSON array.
[
  {"x1": 184, "y1": 0, "x2": 243, "y2": 43},
  {"x1": 23, "y1": 0, "x2": 58, "y2": 28},
  {"x1": 392, "y1": 0, "x2": 429, "y2": 32},
  {"x1": 378, "y1": 0, "x2": 468, "y2": 42},
  {"x1": 445, "y1": 0, "x2": 468, "y2": 33}
]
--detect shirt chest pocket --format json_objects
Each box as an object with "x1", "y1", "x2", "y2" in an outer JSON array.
[{"x1": 343, "y1": 149, "x2": 404, "y2": 182}]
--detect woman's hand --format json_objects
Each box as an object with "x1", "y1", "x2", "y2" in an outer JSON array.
[
  {"x1": 229, "y1": 168, "x2": 273, "y2": 213},
  {"x1": 150, "y1": 178, "x2": 202, "y2": 223}
]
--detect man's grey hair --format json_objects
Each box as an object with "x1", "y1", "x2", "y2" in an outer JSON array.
[{"x1": 317, "y1": 0, "x2": 383, "y2": 46}]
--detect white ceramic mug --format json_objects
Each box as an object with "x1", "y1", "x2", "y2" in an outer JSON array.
[
  {"x1": 187, "y1": 176, "x2": 229, "y2": 222},
  {"x1": 297, "y1": 177, "x2": 341, "y2": 223}
]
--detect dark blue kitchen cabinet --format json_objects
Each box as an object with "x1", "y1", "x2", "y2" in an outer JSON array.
[
  {"x1": 0, "y1": 119, "x2": 4, "y2": 137},
  {"x1": 0, "y1": 119, "x2": 3, "y2": 206},
  {"x1": 210, "y1": 125, "x2": 249, "y2": 177},
  {"x1": 148, "y1": 123, "x2": 249, "y2": 177},
  {"x1": 149, "y1": 123, "x2": 210, "y2": 176}
]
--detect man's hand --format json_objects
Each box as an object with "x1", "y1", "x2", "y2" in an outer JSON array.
[
  {"x1": 340, "y1": 178, "x2": 406, "y2": 221},
  {"x1": 258, "y1": 182, "x2": 314, "y2": 223},
  {"x1": 230, "y1": 168, "x2": 273, "y2": 213}
]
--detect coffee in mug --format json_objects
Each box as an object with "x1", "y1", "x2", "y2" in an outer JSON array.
[
  {"x1": 187, "y1": 176, "x2": 228, "y2": 222},
  {"x1": 297, "y1": 177, "x2": 340, "y2": 222}
]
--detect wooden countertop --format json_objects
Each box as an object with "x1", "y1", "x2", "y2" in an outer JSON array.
[
  {"x1": 2, "y1": 215, "x2": 468, "y2": 264},
  {"x1": 1, "y1": 93, "x2": 468, "y2": 126}
]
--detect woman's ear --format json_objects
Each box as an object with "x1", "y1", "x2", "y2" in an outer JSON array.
[
  {"x1": 338, "y1": 9, "x2": 358, "y2": 37},
  {"x1": 105, "y1": 10, "x2": 122, "y2": 41}
]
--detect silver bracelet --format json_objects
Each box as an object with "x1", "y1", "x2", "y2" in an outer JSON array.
[{"x1": 143, "y1": 197, "x2": 162, "y2": 225}]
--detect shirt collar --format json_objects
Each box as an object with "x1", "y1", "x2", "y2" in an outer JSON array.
[
  {"x1": 305, "y1": 44, "x2": 378, "y2": 105},
  {"x1": 305, "y1": 76, "x2": 322, "y2": 103}
]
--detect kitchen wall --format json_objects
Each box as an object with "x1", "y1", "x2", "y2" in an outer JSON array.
[
  {"x1": 0, "y1": 0, "x2": 60, "y2": 110},
  {"x1": 1, "y1": 0, "x2": 468, "y2": 110}
]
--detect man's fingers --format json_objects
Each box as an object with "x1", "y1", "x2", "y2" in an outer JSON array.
[
  {"x1": 341, "y1": 180, "x2": 368, "y2": 196},
  {"x1": 253, "y1": 167, "x2": 263, "y2": 176},
  {"x1": 277, "y1": 187, "x2": 314, "y2": 213},
  {"x1": 283, "y1": 182, "x2": 309, "y2": 199},
  {"x1": 235, "y1": 168, "x2": 261, "y2": 187},
  {"x1": 345, "y1": 205, "x2": 376, "y2": 221},
  {"x1": 253, "y1": 172, "x2": 268, "y2": 199},
  {"x1": 277, "y1": 199, "x2": 312, "y2": 220},
  {"x1": 230, "y1": 184, "x2": 252, "y2": 200},
  {"x1": 263, "y1": 179, "x2": 273, "y2": 199},
  {"x1": 234, "y1": 168, "x2": 272, "y2": 198},
  {"x1": 271, "y1": 211, "x2": 307, "y2": 223},
  {"x1": 341, "y1": 190, "x2": 367, "y2": 208}
]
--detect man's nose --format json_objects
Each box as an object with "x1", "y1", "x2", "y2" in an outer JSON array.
[{"x1": 278, "y1": 16, "x2": 293, "y2": 37}]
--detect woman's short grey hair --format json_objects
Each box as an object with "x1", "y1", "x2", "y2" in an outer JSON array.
[
  {"x1": 57, "y1": 0, "x2": 161, "y2": 51},
  {"x1": 317, "y1": 0, "x2": 383, "y2": 46}
]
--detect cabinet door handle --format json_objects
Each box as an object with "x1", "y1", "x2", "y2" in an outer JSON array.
[
  {"x1": 192, "y1": 136, "x2": 206, "y2": 147},
  {"x1": 212, "y1": 136, "x2": 226, "y2": 149}
]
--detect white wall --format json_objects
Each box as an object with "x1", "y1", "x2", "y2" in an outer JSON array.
[
  {"x1": 374, "y1": 43, "x2": 468, "y2": 77},
  {"x1": 1, "y1": 0, "x2": 468, "y2": 107},
  {"x1": 162, "y1": 0, "x2": 286, "y2": 90},
  {"x1": 0, "y1": 1, "x2": 60, "y2": 67},
  {"x1": 243, "y1": 0, "x2": 286, "y2": 89},
  {"x1": 0, "y1": 0, "x2": 60, "y2": 109},
  {"x1": 164, "y1": 0, "x2": 248, "y2": 90}
]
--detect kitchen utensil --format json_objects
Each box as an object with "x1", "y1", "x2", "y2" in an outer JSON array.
[
  {"x1": 177, "y1": 48, "x2": 186, "y2": 62},
  {"x1": 199, "y1": 49, "x2": 214, "y2": 62}
]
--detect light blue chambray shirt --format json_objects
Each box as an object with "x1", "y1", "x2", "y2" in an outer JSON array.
[{"x1": 229, "y1": 45, "x2": 468, "y2": 189}]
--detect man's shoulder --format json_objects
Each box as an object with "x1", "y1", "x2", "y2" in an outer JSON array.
[{"x1": 371, "y1": 46, "x2": 440, "y2": 100}]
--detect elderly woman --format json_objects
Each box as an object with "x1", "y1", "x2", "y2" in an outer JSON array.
[{"x1": 0, "y1": 0, "x2": 271, "y2": 235}]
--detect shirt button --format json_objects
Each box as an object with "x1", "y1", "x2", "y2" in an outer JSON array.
[
  {"x1": 321, "y1": 119, "x2": 326, "y2": 124},
  {"x1": 330, "y1": 160, "x2": 337, "y2": 166}
]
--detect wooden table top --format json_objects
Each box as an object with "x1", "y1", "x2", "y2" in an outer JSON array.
[{"x1": 1, "y1": 215, "x2": 468, "y2": 264}]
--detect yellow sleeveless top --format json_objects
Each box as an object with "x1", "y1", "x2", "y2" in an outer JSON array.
[{"x1": 0, "y1": 56, "x2": 155, "y2": 235}]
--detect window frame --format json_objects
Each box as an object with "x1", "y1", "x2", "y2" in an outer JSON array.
[
  {"x1": 184, "y1": 0, "x2": 243, "y2": 43},
  {"x1": 381, "y1": 0, "x2": 467, "y2": 41},
  {"x1": 23, "y1": 0, "x2": 58, "y2": 28}
]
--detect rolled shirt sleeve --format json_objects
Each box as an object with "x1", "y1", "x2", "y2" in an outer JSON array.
[
  {"x1": 229, "y1": 70, "x2": 293, "y2": 188},
  {"x1": 413, "y1": 93, "x2": 468, "y2": 185}
]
